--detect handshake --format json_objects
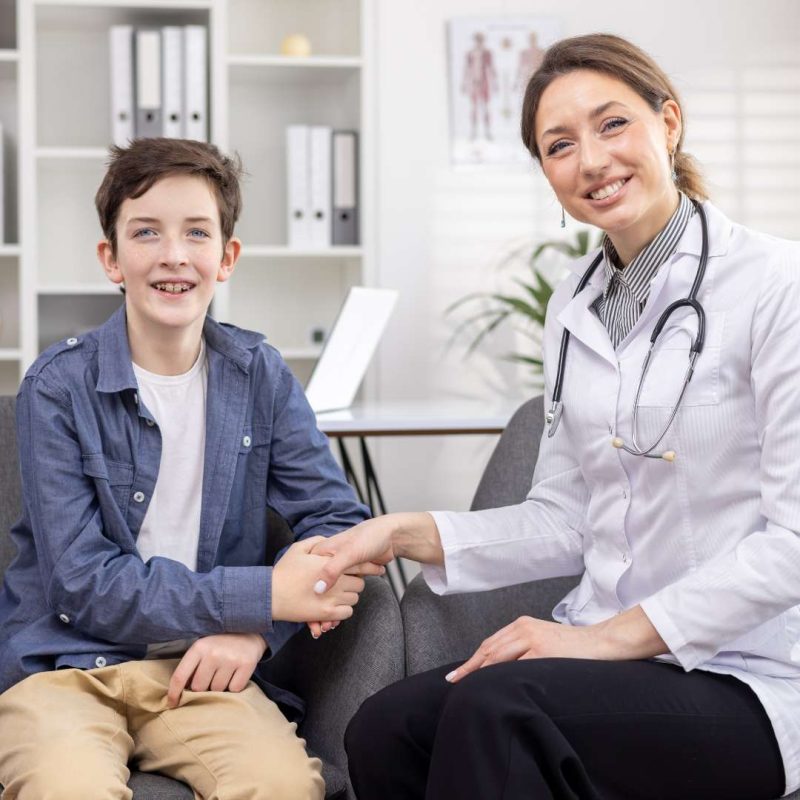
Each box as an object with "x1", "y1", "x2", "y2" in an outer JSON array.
[{"x1": 270, "y1": 515, "x2": 398, "y2": 632}]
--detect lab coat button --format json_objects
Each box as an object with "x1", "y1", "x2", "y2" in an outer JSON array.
[
  {"x1": 58, "y1": 613, "x2": 70, "y2": 623},
  {"x1": 133, "y1": 491, "x2": 145, "y2": 503},
  {"x1": 94, "y1": 656, "x2": 107, "y2": 668},
  {"x1": 622, "y1": 552, "x2": 629, "y2": 564}
]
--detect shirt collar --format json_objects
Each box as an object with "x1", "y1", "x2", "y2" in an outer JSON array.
[
  {"x1": 96, "y1": 304, "x2": 263, "y2": 394},
  {"x1": 599, "y1": 191, "x2": 695, "y2": 305}
]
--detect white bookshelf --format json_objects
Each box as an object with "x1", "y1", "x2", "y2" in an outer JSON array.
[{"x1": 1, "y1": 0, "x2": 374, "y2": 393}]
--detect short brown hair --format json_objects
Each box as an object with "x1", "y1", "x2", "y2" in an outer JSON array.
[
  {"x1": 95, "y1": 138, "x2": 244, "y2": 257},
  {"x1": 520, "y1": 33, "x2": 708, "y2": 201}
]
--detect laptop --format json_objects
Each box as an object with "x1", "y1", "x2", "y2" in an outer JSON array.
[{"x1": 304, "y1": 286, "x2": 398, "y2": 413}]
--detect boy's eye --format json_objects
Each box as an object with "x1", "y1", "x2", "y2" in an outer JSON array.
[
  {"x1": 189, "y1": 229, "x2": 210, "y2": 239},
  {"x1": 133, "y1": 228, "x2": 156, "y2": 238}
]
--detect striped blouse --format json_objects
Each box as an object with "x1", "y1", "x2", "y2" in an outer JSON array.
[{"x1": 594, "y1": 192, "x2": 695, "y2": 348}]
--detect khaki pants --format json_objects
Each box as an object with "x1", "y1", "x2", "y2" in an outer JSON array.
[{"x1": 0, "y1": 659, "x2": 325, "y2": 800}]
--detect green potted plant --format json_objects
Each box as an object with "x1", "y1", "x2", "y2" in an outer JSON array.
[{"x1": 447, "y1": 229, "x2": 602, "y2": 383}]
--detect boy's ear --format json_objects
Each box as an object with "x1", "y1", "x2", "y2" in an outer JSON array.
[
  {"x1": 97, "y1": 240, "x2": 124, "y2": 285},
  {"x1": 218, "y1": 237, "x2": 241, "y2": 283}
]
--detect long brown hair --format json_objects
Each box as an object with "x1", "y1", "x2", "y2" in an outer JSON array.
[
  {"x1": 95, "y1": 138, "x2": 244, "y2": 257},
  {"x1": 520, "y1": 33, "x2": 708, "y2": 201}
]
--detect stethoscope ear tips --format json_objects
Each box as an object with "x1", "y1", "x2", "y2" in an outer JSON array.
[
  {"x1": 662, "y1": 451, "x2": 677, "y2": 462},
  {"x1": 611, "y1": 437, "x2": 624, "y2": 449}
]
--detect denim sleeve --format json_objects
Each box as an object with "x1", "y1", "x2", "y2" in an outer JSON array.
[
  {"x1": 263, "y1": 361, "x2": 370, "y2": 657},
  {"x1": 17, "y1": 375, "x2": 272, "y2": 644}
]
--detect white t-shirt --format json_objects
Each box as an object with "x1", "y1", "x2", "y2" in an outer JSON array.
[{"x1": 132, "y1": 338, "x2": 208, "y2": 658}]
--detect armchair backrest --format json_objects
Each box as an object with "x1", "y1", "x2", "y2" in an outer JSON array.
[{"x1": 401, "y1": 395, "x2": 580, "y2": 676}]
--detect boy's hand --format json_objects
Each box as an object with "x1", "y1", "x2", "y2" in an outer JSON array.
[
  {"x1": 272, "y1": 536, "x2": 366, "y2": 623},
  {"x1": 167, "y1": 633, "x2": 267, "y2": 708}
]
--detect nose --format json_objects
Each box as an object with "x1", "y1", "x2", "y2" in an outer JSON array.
[
  {"x1": 579, "y1": 135, "x2": 611, "y2": 177},
  {"x1": 159, "y1": 236, "x2": 189, "y2": 268}
]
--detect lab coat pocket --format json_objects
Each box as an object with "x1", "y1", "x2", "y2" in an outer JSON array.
[{"x1": 636, "y1": 311, "x2": 725, "y2": 408}]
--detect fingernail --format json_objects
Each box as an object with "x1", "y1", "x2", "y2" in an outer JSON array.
[
  {"x1": 312, "y1": 633, "x2": 319, "y2": 639},
  {"x1": 445, "y1": 670, "x2": 457, "y2": 682},
  {"x1": 379, "y1": 567, "x2": 386, "y2": 575},
  {"x1": 314, "y1": 580, "x2": 327, "y2": 594}
]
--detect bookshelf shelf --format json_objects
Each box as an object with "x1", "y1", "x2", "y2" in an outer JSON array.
[
  {"x1": 38, "y1": 284, "x2": 121, "y2": 295},
  {"x1": 0, "y1": 348, "x2": 21, "y2": 361},
  {"x1": 36, "y1": 147, "x2": 110, "y2": 160},
  {"x1": 239, "y1": 245, "x2": 362, "y2": 259},
  {"x1": 0, "y1": 245, "x2": 21, "y2": 257}
]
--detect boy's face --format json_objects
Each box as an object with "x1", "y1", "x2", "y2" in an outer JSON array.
[{"x1": 97, "y1": 173, "x2": 240, "y2": 336}]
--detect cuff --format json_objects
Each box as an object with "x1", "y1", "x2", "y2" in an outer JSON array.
[
  {"x1": 640, "y1": 594, "x2": 704, "y2": 671},
  {"x1": 222, "y1": 566, "x2": 273, "y2": 633},
  {"x1": 420, "y1": 511, "x2": 461, "y2": 595}
]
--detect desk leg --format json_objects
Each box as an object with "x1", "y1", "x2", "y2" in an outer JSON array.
[
  {"x1": 359, "y1": 437, "x2": 408, "y2": 589},
  {"x1": 335, "y1": 436, "x2": 408, "y2": 595}
]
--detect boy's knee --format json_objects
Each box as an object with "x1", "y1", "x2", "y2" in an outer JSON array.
[
  {"x1": 10, "y1": 744, "x2": 129, "y2": 799},
  {"x1": 215, "y1": 760, "x2": 324, "y2": 800}
]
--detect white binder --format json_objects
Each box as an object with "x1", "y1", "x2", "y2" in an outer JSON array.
[
  {"x1": 109, "y1": 25, "x2": 135, "y2": 146},
  {"x1": 332, "y1": 130, "x2": 359, "y2": 245},
  {"x1": 135, "y1": 29, "x2": 163, "y2": 138},
  {"x1": 183, "y1": 25, "x2": 208, "y2": 142},
  {"x1": 287, "y1": 125, "x2": 311, "y2": 247},
  {"x1": 161, "y1": 26, "x2": 183, "y2": 139},
  {"x1": 309, "y1": 126, "x2": 332, "y2": 248}
]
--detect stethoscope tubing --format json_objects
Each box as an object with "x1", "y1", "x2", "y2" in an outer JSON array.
[{"x1": 546, "y1": 200, "x2": 710, "y2": 459}]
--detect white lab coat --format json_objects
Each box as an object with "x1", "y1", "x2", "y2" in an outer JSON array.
[{"x1": 424, "y1": 202, "x2": 800, "y2": 795}]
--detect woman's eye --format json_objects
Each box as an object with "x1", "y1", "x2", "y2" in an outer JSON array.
[
  {"x1": 547, "y1": 140, "x2": 571, "y2": 156},
  {"x1": 602, "y1": 117, "x2": 627, "y2": 133}
]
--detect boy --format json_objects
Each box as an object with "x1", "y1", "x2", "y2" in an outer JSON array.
[{"x1": 0, "y1": 138, "x2": 374, "y2": 799}]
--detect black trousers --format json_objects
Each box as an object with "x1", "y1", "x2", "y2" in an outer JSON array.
[{"x1": 345, "y1": 658, "x2": 785, "y2": 800}]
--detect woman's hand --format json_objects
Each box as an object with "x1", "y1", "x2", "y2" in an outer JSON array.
[
  {"x1": 167, "y1": 633, "x2": 267, "y2": 707},
  {"x1": 446, "y1": 607, "x2": 668, "y2": 683}
]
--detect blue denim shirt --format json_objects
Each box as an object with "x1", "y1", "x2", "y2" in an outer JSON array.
[{"x1": 0, "y1": 305, "x2": 368, "y2": 715}]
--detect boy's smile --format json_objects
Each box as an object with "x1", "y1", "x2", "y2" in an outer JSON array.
[{"x1": 97, "y1": 173, "x2": 240, "y2": 373}]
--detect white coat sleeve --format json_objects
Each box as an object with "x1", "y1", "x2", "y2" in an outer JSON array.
[
  {"x1": 641, "y1": 245, "x2": 800, "y2": 670},
  {"x1": 422, "y1": 278, "x2": 590, "y2": 595}
]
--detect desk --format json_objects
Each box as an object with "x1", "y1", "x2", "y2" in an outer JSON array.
[{"x1": 316, "y1": 400, "x2": 519, "y2": 592}]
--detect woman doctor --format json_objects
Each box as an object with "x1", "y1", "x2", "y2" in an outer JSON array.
[{"x1": 312, "y1": 34, "x2": 800, "y2": 799}]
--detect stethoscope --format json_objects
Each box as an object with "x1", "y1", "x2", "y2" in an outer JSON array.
[{"x1": 546, "y1": 200, "x2": 709, "y2": 462}]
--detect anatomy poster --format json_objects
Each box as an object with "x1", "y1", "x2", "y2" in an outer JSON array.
[{"x1": 448, "y1": 16, "x2": 562, "y2": 167}]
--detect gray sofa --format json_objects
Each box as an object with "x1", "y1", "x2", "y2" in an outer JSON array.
[
  {"x1": 401, "y1": 396, "x2": 798, "y2": 800},
  {"x1": 0, "y1": 395, "x2": 403, "y2": 800}
]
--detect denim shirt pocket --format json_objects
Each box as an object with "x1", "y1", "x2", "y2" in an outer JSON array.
[
  {"x1": 227, "y1": 424, "x2": 271, "y2": 520},
  {"x1": 82, "y1": 454, "x2": 135, "y2": 518}
]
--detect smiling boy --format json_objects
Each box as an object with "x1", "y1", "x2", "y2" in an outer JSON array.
[{"x1": 0, "y1": 138, "x2": 372, "y2": 799}]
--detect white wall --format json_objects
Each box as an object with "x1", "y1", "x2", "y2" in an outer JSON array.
[{"x1": 369, "y1": 0, "x2": 800, "y2": 515}]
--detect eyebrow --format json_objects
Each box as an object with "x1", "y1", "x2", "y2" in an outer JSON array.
[
  {"x1": 540, "y1": 101, "x2": 629, "y2": 140},
  {"x1": 125, "y1": 216, "x2": 216, "y2": 226}
]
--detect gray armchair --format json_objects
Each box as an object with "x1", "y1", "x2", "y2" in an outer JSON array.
[
  {"x1": 0, "y1": 395, "x2": 404, "y2": 800},
  {"x1": 402, "y1": 396, "x2": 578, "y2": 676},
  {"x1": 400, "y1": 396, "x2": 798, "y2": 800}
]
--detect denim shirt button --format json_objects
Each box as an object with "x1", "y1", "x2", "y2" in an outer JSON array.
[
  {"x1": 58, "y1": 613, "x2": 70, "y2": 624},
  {"x1": 94, "y1": 656, "x2": 107, "y2": 668},
  {"x1": 146, "y1": 419, "x2": 155, "y2": 427},
  {"x1": 133, "y1": 491, "x2": 145, "y2": 503},
  {"x1": 66, "y1": 337, "x2": 78, "y2": 346},
  {"x1": 242, "y1": 435, "x2": 251, "y2": 447}
]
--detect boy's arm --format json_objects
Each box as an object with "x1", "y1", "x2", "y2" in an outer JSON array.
[
  {"x1": 18, "y1": 374, "x2": 273, "y2": 645},
  {"x1": 261, "y1": 361, "x2": 371, "y2": 657}
]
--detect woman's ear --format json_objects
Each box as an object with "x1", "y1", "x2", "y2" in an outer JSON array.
[{"x1": 662, "y1": 98, "x2": 682, "y2": 152}]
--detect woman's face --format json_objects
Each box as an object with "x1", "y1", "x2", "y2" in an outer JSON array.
[{"x1": 534, "y1": 70, "x2": 681, "y2": 253}]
